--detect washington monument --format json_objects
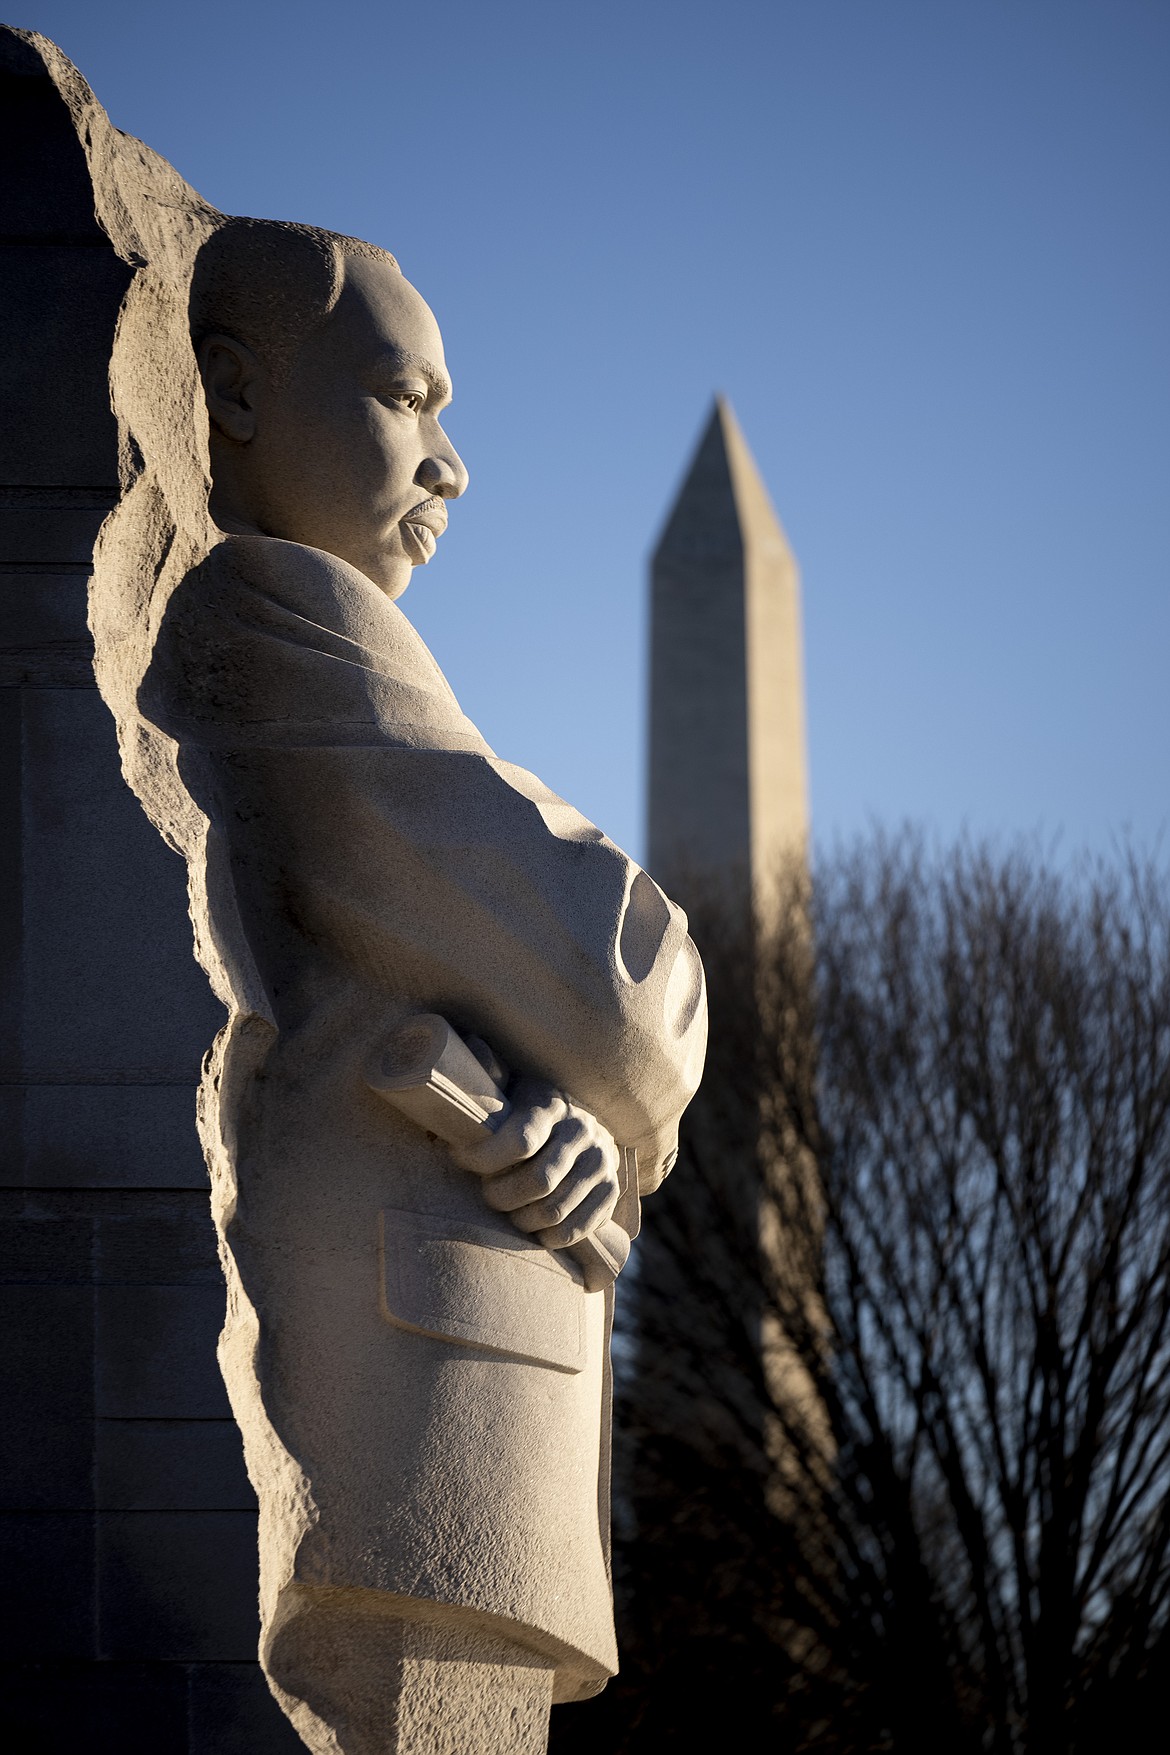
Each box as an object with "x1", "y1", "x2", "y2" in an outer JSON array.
[{"x1": 648, "y1": 397, "x2": 808, "y2": 913}]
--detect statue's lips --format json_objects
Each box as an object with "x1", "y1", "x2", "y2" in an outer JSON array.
[{"x1": 401, "y1": 499, "x2": 447, "y2": 564}]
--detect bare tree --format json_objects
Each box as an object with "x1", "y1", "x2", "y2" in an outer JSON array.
[{"x1": 551, "y1": 839, "x2": 1170, "y2": 1754}]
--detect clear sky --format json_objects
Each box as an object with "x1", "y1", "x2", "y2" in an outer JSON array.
[{"x1": 20, "y1": 0, "x2": 1170, "y2": 864}]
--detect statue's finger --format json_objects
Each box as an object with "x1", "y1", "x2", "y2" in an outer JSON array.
[
  {"x1": 479, "y1": 1119, "x2": 591, "y2": 1210},
  {"x1": 497, "y1": 1144, "x2": 610, "y2": 1227},
  {"x1": 536, "y1": 1179, "x2": 621, "y2": 1252},
  {"x1": 454, "y1": 1092, "x2": 568, "y2": 1175}
]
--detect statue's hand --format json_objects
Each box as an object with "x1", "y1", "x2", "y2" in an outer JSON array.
[{"x1": 448, "y1": 1078, "x2": 622, "y2": 1252}]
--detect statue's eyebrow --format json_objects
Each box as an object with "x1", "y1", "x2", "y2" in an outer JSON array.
[{"x1": 379, "y1": 346, "x2": 452, "y2": 405}]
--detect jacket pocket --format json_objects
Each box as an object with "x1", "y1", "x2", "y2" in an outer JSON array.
[{"x1": 378, "y1": 1209, "x2": 587, "y2": 1374}]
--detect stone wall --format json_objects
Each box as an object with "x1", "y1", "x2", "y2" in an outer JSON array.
[{"x1": 0, "y1": 30, "x2": 300, "y2": 1750}]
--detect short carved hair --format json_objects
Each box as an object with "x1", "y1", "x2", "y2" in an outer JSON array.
[{"x1": 189, "y1": 217, "x2": 399, "y2": 382}]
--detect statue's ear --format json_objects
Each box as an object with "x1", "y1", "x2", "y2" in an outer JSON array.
[{"x1": 197, "y1": 331, "x2": 262, "y2": 443}]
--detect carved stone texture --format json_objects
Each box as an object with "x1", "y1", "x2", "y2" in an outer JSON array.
[
  {"x1": 648, "y1": 397, "x2": 809, "y2": 921},
  {"x1": 0, "y1": 27, "x2": 299, "y2": 1750},
  {"x1": 3, "y1": 27, "x2": 708, "y2": 1755}
]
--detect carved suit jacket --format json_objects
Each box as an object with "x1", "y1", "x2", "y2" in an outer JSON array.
[{"x1": 139, "y1": 534, "x2": 707, "y2": 1701}]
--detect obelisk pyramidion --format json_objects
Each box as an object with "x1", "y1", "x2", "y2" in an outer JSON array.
[{"x1": 647, "y1": 397, "x2": 808, "y2": 918}]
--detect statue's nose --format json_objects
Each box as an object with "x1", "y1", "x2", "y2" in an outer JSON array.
[{"x1": 418, "y1": 448, "x2": 468, "y2": 500}]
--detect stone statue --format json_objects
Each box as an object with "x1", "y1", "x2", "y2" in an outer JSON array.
[{"x1": 43, "y1": 40, "x2": 706, "y2": 1747}]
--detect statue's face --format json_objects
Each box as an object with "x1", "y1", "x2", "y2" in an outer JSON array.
[{"x1": 216, "y1": 256, "x2": 468, "y2": 596}]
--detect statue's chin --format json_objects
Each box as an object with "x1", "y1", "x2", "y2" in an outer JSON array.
[
  {"x1": 333, "y1": 544, "x2": 413, "y2": 599},
  {"x1": 374, "y1": 558, "x2": 414, "y2": 600}
]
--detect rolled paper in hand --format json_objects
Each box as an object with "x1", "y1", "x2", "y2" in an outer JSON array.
[
  {"x1": 369, "y1": 1013, "x2": 509, "y2": 1144},
  {"x1": 368, "y1": 1013, "x2": 631, "y2": 1292}
]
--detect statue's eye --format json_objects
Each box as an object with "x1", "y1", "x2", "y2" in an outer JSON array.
[{"x1": 384, "y1": 389, "x2": 425, "y2": 414}]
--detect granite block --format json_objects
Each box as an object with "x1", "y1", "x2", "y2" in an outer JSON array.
[
  {"x1": 98, "y1": 1511, "x2": 260, "y2": 1661},
  {"x1": 21, "y1": 1082, "x2": 207, "y2": 1190},
  {"x1": 0, "y1": 1512, "x2": 95, "y2": 1657},
  {"x1": 0, "y1": 499, "x2": 110, "y2": 566},
  {"x1": 20, "y1": 688, "x2": 223, "y2": 1081},
  {"x1": 0, "y1": 48, "x2": 112, "y2": 238},
  {"x1": 0, "y1": 1283, "x2": 93, "y2": 1420},
  {"x1": 96, "y1": 1284, "x2": 228, "y2": 1419},
  {"x1": 190, "y1": 1661, "x2": 308, "y2": 1754},
  {"x1": 97, "y1": 1420, "x2": 254, "y2": 1511},
  {"x1": 0, "y1": 1207, "x2": 92, "y2": 1281},
  {"x1": 0, "y1": 1660, "x2": 188, "y2": 1754},
  {"x1": 0, "y1": 1085, "x2": 21, "y2": 1181},
  {"x1": 0, "y1": 244, "x2": 128, "y2": 487},
  {"x1": 0, "y1": 689, "x2": 19, "y2": 1071},
  {"x1": 95, "y1": 1197, "x2": 220, "y2": 1285},
  {"x1": 0, "y1": 1419, "x2": 93, "y2": 1510}
]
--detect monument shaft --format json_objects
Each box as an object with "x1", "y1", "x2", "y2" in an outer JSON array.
[{"x1": 648, "y1": 398, "x2": 808, "y2": 917}]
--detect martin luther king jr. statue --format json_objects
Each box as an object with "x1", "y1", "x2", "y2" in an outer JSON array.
[{"x1": 43, "y1": 37, "x2": 708, "y2": 1753}]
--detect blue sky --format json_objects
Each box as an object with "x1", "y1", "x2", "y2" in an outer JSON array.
[{"x1": 22, "y1": 0, "x2": 1170, "y2": 863}]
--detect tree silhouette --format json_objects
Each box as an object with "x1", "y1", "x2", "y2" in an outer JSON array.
[{"x1": 552, "y1": 840, "x2": 1170, "y2": 1754}]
